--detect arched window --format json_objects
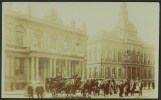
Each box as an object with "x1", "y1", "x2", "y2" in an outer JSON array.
[
  {"x1": 105, "y1": 67, "x2": 109, "y2": 78},
  {"x1": 15, "y1": 25, "x2": 25, "y2": 46},
  {"x1": 94, "y1": 67, "x2": 98, "y2": 78},
  {"x1": 33, "y1": 30, "x2": 42, "y2": 49},
  {"x1": 76, "y1": 39, "x2": 81, "y2": 54},
  {"x1": 112, "y1": 68, "x2": 116, "y2": 77},
  {"x1": 50, "y1": 33, "x2": 57, "y2": 49},
  {"x1": 89, "y1": 68, "x2": 92, "y2": 78}
]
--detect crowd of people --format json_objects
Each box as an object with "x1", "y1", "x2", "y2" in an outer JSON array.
[{"x1": 26, "y1": 75, "x2": 155, "y2": 98}]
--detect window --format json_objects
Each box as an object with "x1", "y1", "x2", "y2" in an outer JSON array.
[
  {"x1": 33, "y1": 30, "x2": 42, "y2": 49},
  {"x1": 64, "y1": 40, "x2": 69, "y2": 51},
  {"x1": 95, "y1": 68, "x2": 98, "y2": 78},
  {"x1": 50, "y1": 35, "x2": 56, "y2": 49},
  {"x1": 144, "y1": 70, "x2": 147, "y2": 78},
  {"x1": 89, "y1": 68, "x2": 92, "y2": 78},
  {"x1": 148, "y1": 70, "x2": 151, "y2": 78},
  {"x1": 112, "y1": 68, "x2": 116, "y2": 77},
  {"x1": 105, "y1": 67, "x2": 109, "y2": 78},
  {"x1": 15, "y1": 58, "x2": 24, "y2": 75},
  {"x1": 118, "y1": 51, "x2": 121, "y2": 62},
  {"x1": 76, "y1": 42, "x2": 79, "y2": 54},
  {"x1": 118, "y1": 68, "x2": 121, "y2": 76},
  {"x1": 15, "y1": 26, "x2": 25, "y2": 46}
]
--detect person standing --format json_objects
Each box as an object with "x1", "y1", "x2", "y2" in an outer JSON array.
[
  {"x1": 148, "y1": 81, "x2": 151, "y2": 89},
  {"x1": 10, "y1": 81, "x2": 14, "y2": 91},
  {"x1": 35, "y1": 83, "x2": 45, "y2": 98},
  {"x1": 27, "y1": 83, "x2": 34, "y2": 98},
  {"x1": 152, "y1": 81, "x2": 155, "y2": 89},
  {"x1": 119, "y1": 82, "x2": 124, "y2": 97},
  {"x1": 138, "y1": 81, "x2": 143, "y2": 96}
]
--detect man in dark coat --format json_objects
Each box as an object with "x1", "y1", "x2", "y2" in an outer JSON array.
[
  {"x1": 27, "y1": 83, "x2": 34, "y2": 98},
  {"x1": 148, "y1": 81, "x2": 151, "y2": 89},
  {"x1": 131, "y1": 82, "x2": 136, "y2": 96},
  {"x1": 119, "y1": 82, "x2": 124, "y2": 97},
  {"x1": 35, "y1": 83, "x2": 45, "y2": 98},
  {"x1": 139, "y1": 80, "x2": 143, "y2": 96},
  {"x1": 152, "y1": 81, "x2": 155, "y2": 89},
  {"x1": 11, "y1": 81, "x2": 14, "y2": 91}
]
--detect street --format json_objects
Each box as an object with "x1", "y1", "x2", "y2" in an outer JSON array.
[{"x1": 3, "y1": 88, "x2": 157, "y2": 98}]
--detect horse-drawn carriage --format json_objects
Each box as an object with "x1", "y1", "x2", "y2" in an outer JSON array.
[{"x1": 45, "y1": 76, "x2": 84, "y2": 98}]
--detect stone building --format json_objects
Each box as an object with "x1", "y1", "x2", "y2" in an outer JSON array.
[
  {"x1": 3, "y1": 4, "x2": 87, "y2": 90},
  {"x1": 87, "y1": 3, "x2": 155, "y2": 81}
]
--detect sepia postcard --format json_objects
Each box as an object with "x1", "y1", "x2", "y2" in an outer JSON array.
[{"x1": 1, "y1": 2, "x2": 159, "y2": 99}]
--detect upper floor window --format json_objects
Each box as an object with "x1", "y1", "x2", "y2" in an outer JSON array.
[
  {"x1": 105, "y1": 67, "x2": 109, "y2": 78},
  {"x1": 33, "y1": 30, "x2": 42, "y2": 49},
  {"x1": 15, "y1": 26, "x2": 25, "y2": 46},
  {"x1": 64, "y1": 40, "x2": 69, "y2": 51},
  {"x1": 50, "y1": 34, "x2": 56, "y2": 49},
  {"x1": 112, "y1": 68, "x2": 116, "y2": 78},
  {"x1": 118, "y1": 68, "x2": 122, "y2": 76}
]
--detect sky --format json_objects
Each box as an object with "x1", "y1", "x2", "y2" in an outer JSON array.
[{"x1": 3, "y1": 2, "x2": 159, "y2": 46}]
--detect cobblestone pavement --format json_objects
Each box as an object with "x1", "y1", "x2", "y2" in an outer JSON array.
[{"x1": 3, "y1": 89, "x2": 157, "y2": 98}]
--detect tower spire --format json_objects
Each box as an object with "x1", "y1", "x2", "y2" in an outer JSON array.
[
  {"x1": 119, "y1": 2, "x2": 128, "y2": 24},
  {"x1": 26, "y1": 3, "x2": 32, "y2": 16}
]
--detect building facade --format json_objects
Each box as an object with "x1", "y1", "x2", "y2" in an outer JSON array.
[
  {"x1": 3, "y1": 4, "x2": 87, "y2": 90},
  {"x1": 87, "y1": 3, "x2": 155, "y2": 80}
]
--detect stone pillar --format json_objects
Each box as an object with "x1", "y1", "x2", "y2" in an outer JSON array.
[
  {"x1": 26, "y1": 57, "x2": 30, "y2": 82},
  {"x1": 49, "y1": 58, "x2": 52, "y2": 77},
  {"x1": 79, "y1": 61, "x2": 82, "y2": 77},
  {"x1": 53, "y1": 59, "x2": 56, "y2": 77},
  {"x1": 65, "y1": 60, "x2": 68, "y2": 77},
  {"x1": 116, "y1": 67, "x2": 118, "y2": 79},
  {"x1": 36, "y1": 57, "x2": 39, "y2": 82},
  {"x1": 82, "y1": 61, "x2": 85, "y2": 80},
  {"x1": 11, "y1": 57, "x2": 14, "y2": 79},
  {"x1": 44, "y1": 61, "x2": 46, "y2": 82},
  {"x1": 131, "y1": 67, "x2": 132, "y2": 79},
  {"x1": 31, "y1": 57, "x2": 35, "y2": 81},
  {"x1": 136, "y1": 67, "x2": 137, "y2": 78},
  {"x1": 69, "y1": 60, "x2": 71, "y2": 77}
]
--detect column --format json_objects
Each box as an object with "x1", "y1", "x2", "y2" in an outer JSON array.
[
  {"x1": 26, "y1": 57, "x2": 30, "y2": 82},
  {"x1": 36, "y1": 57, "x2": 39, "y2": 82},
  {"x1": 136, "y1": 67, "x2": 137, "y2": 78},
  {"x1": 69, "y1": 60, "x2": 71, "y2": 77},
  {"x1": 97, "y1": 65, "x2": 100, "y2": 78},
  {"x1": 79, "y1": 61, "x2": 82, "y2": 77},
  {"x1": 49, "y1": 58, "x2": 52, "y2": 77},
  {"x1": 116, "y1": 67, "x2": 118, "y2": 79},
  {"x1": 31, "y1": 57, "x2": 35, "y2": 81},
  {"x1": 82, "y1": 61, "x2": 85, "y2": 80},
  {"x1": 65, "y1": 60, "x2": 68, "y2": 77},
  {"x1": 11, "y1": 57, "x2": 14, "y2": 79},
  {"x1": 131, "y1": 67, "x2": 132, "y2": 79},
  {"x1": 53, "y1": 59, "x2": 56, "y2": 77},
  {"x1": 44, "y1": 61, "x2": 46, "y2": 83}
]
